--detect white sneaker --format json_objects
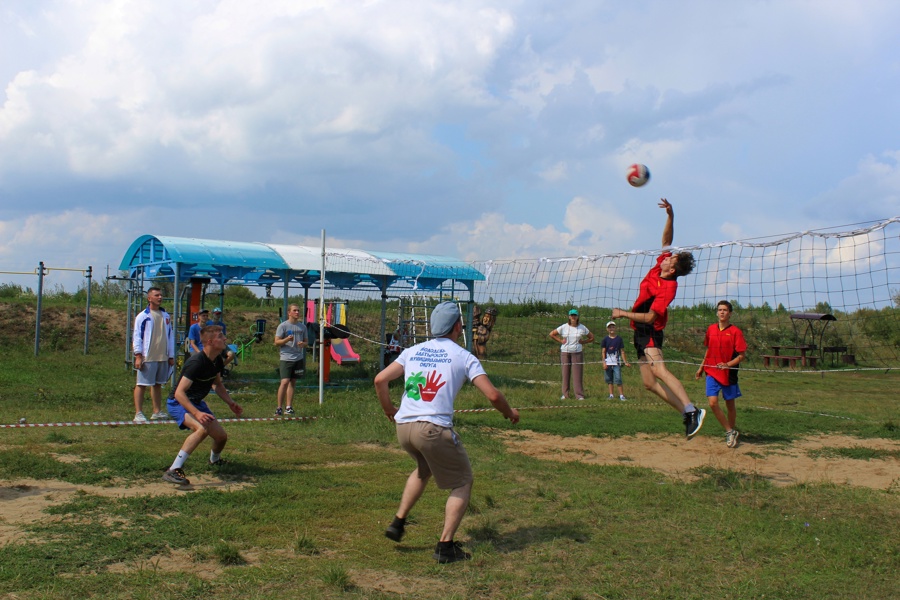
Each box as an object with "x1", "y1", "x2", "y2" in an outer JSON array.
[
  {"x1": 150, "y1": 411, "x2": 170, "y2": 421},
  {"x1": 133, "y1": 412, "x2": 148, "y2": 423},
  {"x1": 619, "y1": 395, "x2": 627, "y2": 401},
  {"x1": 608, "y1": 394, "x2": 614, "y2": 400},
  {"x1": 560, "y1": 396, "x2": 567, "y2": 400}
]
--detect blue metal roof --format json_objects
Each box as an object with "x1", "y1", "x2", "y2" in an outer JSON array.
[{"x1": 119, "y1": 236, "x2": 484, "y2": 290}]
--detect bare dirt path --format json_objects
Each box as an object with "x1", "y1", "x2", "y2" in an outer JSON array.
[{"x1": 500, "y1": 431, "x2": 900, "y2": 490}]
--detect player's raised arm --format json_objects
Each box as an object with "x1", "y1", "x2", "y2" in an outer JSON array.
[{"x1": 660, "y1": 198, "x2": 674, "y2": 248}]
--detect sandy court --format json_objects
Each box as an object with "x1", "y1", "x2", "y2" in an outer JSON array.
[
  {"x1": 0, "y1": 475, "x2": 252, "y2": 545},
  {"x1": 500, "y1": 431, "x2": 900, "y2": 490}
]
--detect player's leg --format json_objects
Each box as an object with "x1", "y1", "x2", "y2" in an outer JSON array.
[
  {"x1": 439, "y1": 481, "x2": 473, "y2": 542},
  {"x1": 709, "y1": 394, "x2": 729, "y2": 429},
  {"x1": 638, "y1": 356, "x2": 684, "y2": 412},
  {"x1": 397, "y1": 468, "x2": 430, "y2": 519},
  {"x1": 725, "y1": 399, "x2": 737, "y2": 430},
  {"x1": 643, "y1": 347, "x2": 692, "y2": 411},
  {"x1": 179, "y1": 412, "x2": 213, "y2": 455}
]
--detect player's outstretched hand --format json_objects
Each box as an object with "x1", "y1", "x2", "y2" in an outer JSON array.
[
  {"x1": 507, "y1": 408, "x2": 520, "y2": 424},
  {"x1": 658, "y1": 198, "x2": 673, "y2": 214},
  {"x1": 230, "y1": 402, "x2": 243, "y2": 417}
]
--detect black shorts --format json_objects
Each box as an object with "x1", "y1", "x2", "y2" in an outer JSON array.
[
  {"x1": 280, "y1": 359, "x2": 305, "y2": 380},
  {"x1": 633, "y1": 329, "x2": 664, "y2": 360}
]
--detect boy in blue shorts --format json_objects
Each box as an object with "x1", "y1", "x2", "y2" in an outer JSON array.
[
  {"x1": 162, "y1": 325, "x2": 243, "y2": 485},
  {"x1": 600, "y1": 321, "x2": 630, "y2": 400},
  {"x1": 695, "y1": 301, "x2": 747, "y2": 448}
]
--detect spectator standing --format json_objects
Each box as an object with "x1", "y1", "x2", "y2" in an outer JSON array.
[
  {"x1": 274, "y1": 304, "x2": 307, "y2": 416},
  {"x1": 601, "y1": 321, "x2": 630, "y2": 400},
  {"x1": 549, "y1": 309, "x2": 594, "y2": 400},
  {"x1": 132, "y1": 287, "x2": 175, "y2": 422}
]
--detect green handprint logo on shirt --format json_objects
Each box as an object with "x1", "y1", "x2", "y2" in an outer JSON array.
[{"x1": 405, "y1": 371, "x2": 427, "y2": 400}]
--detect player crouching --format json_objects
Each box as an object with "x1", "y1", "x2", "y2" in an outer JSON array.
[{"x1": 162, "y1": 325, "x2": 243, "y2": 485}]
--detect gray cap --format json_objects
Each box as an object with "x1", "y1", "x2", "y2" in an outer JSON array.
[
  {"x1": 430, "y1": 302, "x2": 462, "y2": 337},
  {"x1": 606, "y1": 321, "x2": 616, "y2": 327},
  {"x1": 213, "y1": 307, "x2": 222, "y2": 313}
]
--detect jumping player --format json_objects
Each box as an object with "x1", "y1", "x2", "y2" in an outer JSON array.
[
  {"x1": 162, "y1": 325, "x2": 243, "y2": 485},
  {"x1": 611, "y1": 199, "x2": 704, "y2": 437}
]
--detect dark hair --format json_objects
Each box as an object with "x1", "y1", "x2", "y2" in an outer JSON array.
[
  {"x1": 673, "y1": 252, "x2": 696, "y2": 277},
  {"x1": 200, "y1": 324, "x2": 223, "y2": 341},
  {"x1": 147, "y1": 286, "x2": 162, "y2": 294},
  {"x1": 717, "y1": 300, "x2": 733, "y2": 312}
]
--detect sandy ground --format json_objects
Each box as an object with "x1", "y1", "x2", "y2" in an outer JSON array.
[{"x1": 500, "y1": 431, "x2": 900, "y2": 489}]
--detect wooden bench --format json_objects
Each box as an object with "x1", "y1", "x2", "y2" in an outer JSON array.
[
  {"x1": 761, "y1": 354, "x2": 818, "y2": 368},
  {"x1": 823, "y1": 346, "x2": 848, "y2": 366}
]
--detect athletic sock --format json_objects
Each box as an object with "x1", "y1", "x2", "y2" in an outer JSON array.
[
  {"x1": 391, "y1": 516, "x2": 407, "y2": 528},
  {"x1": 683, "y1": 403, "x2": 696, "y2": 414},
  {"x1": 210, "y1": 451, "x2": 221, "y2": 463},
  {"x1": 171, "y1": 450, "x2": 190, "y2": 470}
]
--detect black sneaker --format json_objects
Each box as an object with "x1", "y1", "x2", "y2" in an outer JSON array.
[
  {"x1": 433, "y1": 541, "x2": 471, "y2": 564},
  {"x1": 385, "y1": 521, "x2": 405, "y2": 542},
  {"x1": 685, "y1": 408, "x2": 706, "y2": 438},
  {"x1": 274, "y1": 407, "x2": 283, "y2": 416},
  {"x1": 285, "y1": 406, "x2": 295, "y2": 415},
  {"x1": 209, "y1": 458, "x2": 229, "y2": 466},
  {"x1": 162, "y1": 468, "x2": 190, "y2": 485}
]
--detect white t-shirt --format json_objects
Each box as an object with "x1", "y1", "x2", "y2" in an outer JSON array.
[
  {"x1": 393, "y1": 337, "x2": 487, "y2": 428},
  {"x1": 555, "y1": 323, "x2": 590, "y2": 353}
]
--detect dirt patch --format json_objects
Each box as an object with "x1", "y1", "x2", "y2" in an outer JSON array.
[
  {"x1": 0, "y1": 476, "x2": 255, "y2": 546},
  {"x1": 351, "y1": 569, "x2": 445, "y2": 597},
  {"x1": 501, "y1": 431, "x2": 900, "y2": 490},
  {"x1": 107, "y1": 548, "x2": 225, "y2": 580}
]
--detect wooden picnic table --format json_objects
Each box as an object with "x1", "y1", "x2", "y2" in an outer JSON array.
[{"x1": 763, "y1": 344, "x2": 818, "y2": 368}]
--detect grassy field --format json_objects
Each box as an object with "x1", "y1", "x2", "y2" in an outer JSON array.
[{"x1": 0, "y1": 331, "x2": 899, "y2": 597}]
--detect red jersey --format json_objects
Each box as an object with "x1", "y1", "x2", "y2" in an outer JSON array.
[
  {"x1": 630, "y1": 253, "x2": 678, "y2": 333},
  {"x1": 701, "y1": 323, "x2": 747, "y2": 386}
]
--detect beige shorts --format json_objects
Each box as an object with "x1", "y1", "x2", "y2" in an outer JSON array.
[{"x1": 396, "y1": 421, "x2": 473, "y2": 490}]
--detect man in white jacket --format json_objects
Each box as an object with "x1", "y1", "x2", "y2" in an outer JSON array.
[{"x1": 132, "y1": 287, "x2": 175, "y2": 422}]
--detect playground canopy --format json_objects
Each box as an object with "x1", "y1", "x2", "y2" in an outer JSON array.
[{"x1": 118, "y1": 235, "x2": 486, "y2": 355}]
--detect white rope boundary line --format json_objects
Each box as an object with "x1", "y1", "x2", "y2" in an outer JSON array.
[{"x1": 0, "y1": 402, "x2": 859, "y2": 428}]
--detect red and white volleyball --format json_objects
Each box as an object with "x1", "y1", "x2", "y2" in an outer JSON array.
[{"x1": 626, "y1": 163, "x2": 650, "y2": 187}]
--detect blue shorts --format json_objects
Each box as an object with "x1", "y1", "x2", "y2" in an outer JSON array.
[
  {"x1": 705, "y1": 376, "x2": 742, "y2": 401},
  {"x1": 167, "y1": 397, "x2": 214, "y2": 430},
  {"x1": 604, "y1": 365, "x2": 622, "y2": 385}
]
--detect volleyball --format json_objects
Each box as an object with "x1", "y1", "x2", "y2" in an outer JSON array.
[{"x1": 626, "y1": 163, "x2": 650, "y2": 187}]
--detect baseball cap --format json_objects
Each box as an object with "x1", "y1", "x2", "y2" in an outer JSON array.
[
  {"x1": 198, "y1": 309, "x2": 209, "y2": 314},
  {"x1": 430, "y1": 302, "x2": 462, "y2": 337},
  {"x1": 606, "y1": 321, "x2": 616, "y2": 327},
  {"x1": 568, "y1": 309, "x2": 579, "y2": 316},
  {"x1": 213, "y1": 307, "x2": 222, "y2": 313}
]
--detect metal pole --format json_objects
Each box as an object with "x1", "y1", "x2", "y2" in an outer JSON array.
[
  {"x1": 379, "y1": 278, "x2": 388, "y2": 370},
  {"x1": 84, "y1": 266, "x2": 92, "y2": 355},
  {"x1": 319, "y1": 229, "x2": 325, "y2": 405},
  {"x1": 34, "y1": 261, "x2": 45, "y2": 356},
  {"x1": 172, "y1": 263, "x2": 180, "y2": 386}
]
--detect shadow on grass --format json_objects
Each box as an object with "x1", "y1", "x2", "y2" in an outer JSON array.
[{"x1": 472, "y1": 523, "x2": 591, "y2": 553}]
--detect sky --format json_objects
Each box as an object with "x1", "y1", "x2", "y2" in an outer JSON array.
[{"x1": 2, "y1": 0, "x2": 900, "y2": 291}]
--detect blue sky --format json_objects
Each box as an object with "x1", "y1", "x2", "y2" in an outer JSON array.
[{"x1": 2, "y1": 0, "x2": 900, "y2": 290}]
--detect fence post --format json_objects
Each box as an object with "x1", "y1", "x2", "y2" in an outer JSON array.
[
  {"x1": 34, "y1": 261, "x2": 45, "y2": 356},
  {"x1": 84, "y1": 266, "x2": 92, "y2": 355}
]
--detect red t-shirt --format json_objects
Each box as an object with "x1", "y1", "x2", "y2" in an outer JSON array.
[
  {"x1": 630, "y1": 253, "x2": 678, "y2": 332},
  {"x1": 702, "y1": 323, "x2": 747, "y2": 386}
]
